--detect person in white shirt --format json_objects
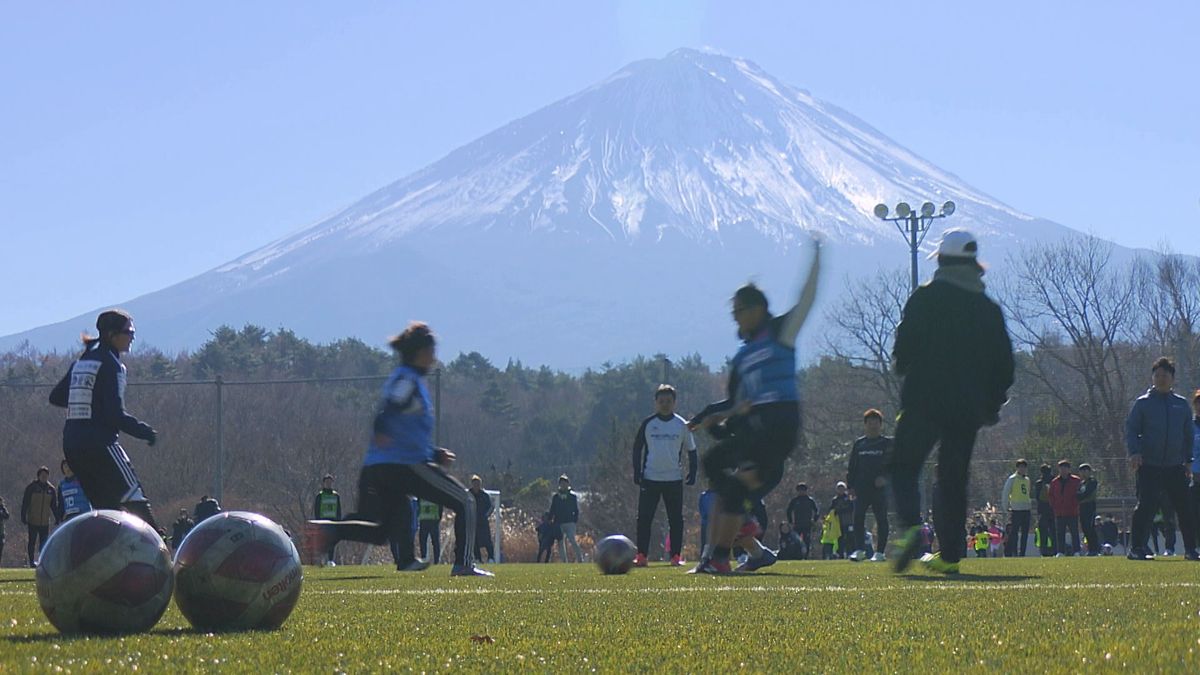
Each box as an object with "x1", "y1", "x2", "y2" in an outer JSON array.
[{"x1": 631, "y1": 384, "x2": 698, "y2": 567}]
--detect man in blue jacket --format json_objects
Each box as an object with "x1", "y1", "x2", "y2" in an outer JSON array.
[{"x1": 1125, "y1": 357, "x2": 1198, "y2": 561}]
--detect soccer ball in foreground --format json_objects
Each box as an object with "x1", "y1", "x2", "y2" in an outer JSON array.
[
  {"x1": 36, "y1": 509, "x2": 174, "y2": 634},
  {"x1": 173, "y1": 511, "x2": 303, "y2": 631},
  {"x1": 594, "y1": 534, "x2": 637, "y2": 574}
]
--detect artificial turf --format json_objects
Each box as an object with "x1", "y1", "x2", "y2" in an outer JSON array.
[{"x1": 1, "y1": 557, "x2": 1198, "y2": 672}]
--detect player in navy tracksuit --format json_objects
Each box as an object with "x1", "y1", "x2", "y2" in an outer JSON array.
[
  {"x1": 688, "y1": 237, "x2": 821, "y2": 574},
  {"x1": 309, "y1": 322, "x2": 492, "y2": 577},
  {"x1": 48, "y1": 310, "x2": 161, "y2": 530}
]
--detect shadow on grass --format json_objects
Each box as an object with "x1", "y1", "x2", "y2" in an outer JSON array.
[
  {"x1": 901, "y1": 573, "x2": 1039, "y2": 583},
  {"x1": 6, "y1": 627, "x2": 194, "y2": 644}
]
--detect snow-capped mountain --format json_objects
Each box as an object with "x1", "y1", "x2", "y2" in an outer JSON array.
[{"x1": 4, "y1": 48, "x2": 1080, "y2": 366}]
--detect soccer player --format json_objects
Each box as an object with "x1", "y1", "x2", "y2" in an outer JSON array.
[
  {"x1": 688, "y1": 236, "x2": 821, "y2": 574},
  {"x1": 632, "y1": 384, "x2": 698, "y2": 567},
  {"x1": 313, "y1": 474, "x2": 341, "y2": 565},
  {"x1": 785, "y1": 483, "x2": 818, "y2": 558},
  {"x1": 56, "y1": 459, "x2": 92, "y2": 522},
  {"x1": 1000, "y1": 459, "x2": 1032, "y2": 556},
  {"x1": 469, "y1": 475, "x2": 495, "y2": 563},
  {"x1": 847, "y1": 409, "x2": 891, "y2": 562},
  {"x1": 888, "y1": 230, "x2": 1015, "y2": 575},
  {"x1": 309, "y1": 322, "x2": 491, "y2": 576},
  {"x1": 48, "y1": 309, "x2": 162, "y2": 531}
]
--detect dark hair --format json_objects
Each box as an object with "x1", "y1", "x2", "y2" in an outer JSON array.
[
  {"x1": 1078, "y1": 463, "x2": 1092, "y2": 471},
  {"x1": 61, "y1": 459, "x2": 70, "y2": 472},
  {"x1": 732, "y1": 283, "x2": 769, "y2": 311},
  {"x1": 1152, "y1": 357, "x2": 1176, "y2": 375},
  {"x1": 37, "y1": 466, "x2": 49, "y2": 476},
  {"x1": 1015, "y1": 459, "x2": 1027, "y2": 467},
  {"x1": 797, "y1": 483, "x2": 808, "y2": 491},
  {"x1": 863, "y1": 408, "x2": 883, "y2": 422},
  {"x1": 1057, "y1": 459, "x2": 1071, "y2": 468},
  {"x1": 655, "y1": 384, "x2": 677, "y2": 399},
  {"x1": 322, "y1": 474, "x2": 333, "y2": 481},
  {"x1": 1040, "y1": 463, "x2": 1052, "y2": 475},
  {"x1": 81, "y1": 309, "x2": 133, "y2": 350},
  {"x1": 388, "y1": 322, "x2": 436, "y2": 364}
]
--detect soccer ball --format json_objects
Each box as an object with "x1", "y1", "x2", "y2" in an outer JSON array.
[
  {"x1": 36, "y1": 509, "x2": 174, "y2": 634},
  {"x1": 173, "y1": 511, "x2": 303, "y2": 631},
  {"x1": 1102, "y1": 543, "x2": 1114, "y2": 556},
  {"x1": 594, "y1": 535, "x2": 636, "y2": 574}
]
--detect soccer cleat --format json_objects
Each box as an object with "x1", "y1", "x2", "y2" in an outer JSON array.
[
  {"x1": 397, "y1": 558, "x2": 431, "y2": 572},
  {"x1": 920, "y1": 552, "x2": 960, "y2": 575},
  {"x1": 669, "y1": 554, "x2": 684, "y2": 567},
  {"x1": 633, "y1": 553, "x2": 649, "y2": 568},
  {"x1": 450, "y1": 565, "x2": 495, "y2": 577},
  {"x1": 871, "y1": 552, "x2": 887, "y2": 562},
  {"x1": 735, "y1": 547, "x2": 777, "y2": 573},
  {"x1": 891, "y1": 525, "x2": 923, "y2": 573},
  {"x1": 1185, "y1": 550, "x2": 1200, "y2": 561},
  {"x1": 1126, "y1": 548, "x2": 1154, "y2": 561},
  {"x1": 687, "y1": 558, "x2": 732, "y2": 575}
]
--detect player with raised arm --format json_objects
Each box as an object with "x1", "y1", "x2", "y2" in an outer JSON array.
[
  {"x1": 688, "y1": 236, "x2": 821, "y2": 574},
  {"x1": 308, "y1": 322, "x2": 492, "y2": 577},
  {"x1": 48, "y1": 310, "x2": 162, "y2": 531}
]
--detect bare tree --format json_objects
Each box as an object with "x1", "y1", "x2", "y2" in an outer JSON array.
[
  {"x1": 821, "y1": 267, "x2": 909, "y2": 411},
  {"x1": 1140, "y1": 248, "x2": 1200, "y2": 387}
]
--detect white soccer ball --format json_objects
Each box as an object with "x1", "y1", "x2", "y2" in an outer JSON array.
[
  {"x1": 36, "y1": 509, "x2": 174, "y2": 634},
  {"x1": 594, "y1": 534, "x2": 637, "y2": 575},
  {"x1": 1102, "y1": 543, "x2": 1113, "y2": 556},
  {"x1": 173, "y1": 511, "x2": 303, "y2": 631}
]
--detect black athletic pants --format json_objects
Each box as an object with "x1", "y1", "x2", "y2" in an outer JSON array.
[
  {"x1": 795, "y1": 525, "x2": 812, "y2": 559},
  {"x1": 1079, "y1": 503, "x2": 1098, "y2": 554},
  {"x1": 1055, "y1": 516, "x2": 1081, "y2": 555},
  {"x1": 637, "y1": 480, "x2": 684, "y2": 557},
  {"x1": 852, "y1": 485, "x2": 889, "y2": 553},
  {"x1": 418, "y1": 520, "x2": 441, "y2": 564},
  {"x1": 27, "y1": 525, "x2": 49, "y2": 567},
  {"x1": 1131, "y1": 464, "x2": 1197, "y2": 554},
  {"x1": 475, "y1": 527, "x2": 495, "y2": 563},
  {"x1": 889, "y1": 409, "x2": 979, "y2": 564},
  {"x1": 330, "y1": 462, "x2": 476, "y2": 567},
  {"x1": 1037, "y1": 512, "x2": 1055, "y2": 556},
  {"x1": 1006, "y1": 510, "x2": 1030, "y2": 556}
]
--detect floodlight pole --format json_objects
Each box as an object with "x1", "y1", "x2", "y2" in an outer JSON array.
[
  {"x1": 873, "y1": 201, "x2": 956, "y2": 293},
  {"x1": 904, "y1": 212, "x2": 925, "y2": 293}
]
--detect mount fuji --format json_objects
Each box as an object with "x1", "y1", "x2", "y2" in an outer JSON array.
[{"x1": 5, "y1": 48, "x2": 1082, "y2": 366}]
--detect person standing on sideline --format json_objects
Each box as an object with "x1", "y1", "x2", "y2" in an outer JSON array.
[
  {"x1": 1034, "y1": 464, "x2": 1056, "y2": 556},
  {"x1": 1076, "y1": 464, "x2": 1100, "y2": 555},
  {"x1": 48, "y1": 309, "x2": 161, "y2": 530},
  {"x1": 550, "y1": 475, "x2": 583, "y2": 562},
  {"x1": 631, "y1": 384, "x2": 698, "y2": 567},
  {"x1": 308, "y1": 322, "x2": 491, "y2": 576},
  {"x1": 1000, "y1": 459, "x2": 1032, "y2": 557},
  {"x1": 1125, "y1": 357, "x2": 1199, "y2": 561},
  {"x1": 1048, "y1": 460, "x2": 1082, "y2": 556},
  {"x1": 313, "y1": 474, "x2": 341, "y2": 565},
  {"x1": 535, "y1": 512, "x2": 558, "y2": 563},
  {"x1": 21, "y1": 467, "x2": 59, "y2": 567},
  {"x1": 469, "y1": 475, "x2": 495, "y2": 563},
  {"x1": 888, "y1": 229, "x2": 1015, "y2": 575},
  {"x1": 56, "y1": 459, "x2": 92, "y2": 523},
  {"x1": 171, "y1": 508, "x2": 194, "y2": 550},
  {"x1": 194, "y1": 495, "x2": 221, "y2": 523},
  {"x1": 417, "y1": 498, "x2": 443, "y2": 564},
  {"x1": 786, "y1": 483, "x2": 819, "y2": 558},
  {"x1": 847, "y1": 409, "x2": 892, "y2": 562},
  {"x1": 829, "y1": 482, "x2": 854, "y2": 559}
]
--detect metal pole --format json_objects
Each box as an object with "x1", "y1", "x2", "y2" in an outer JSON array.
[
  {"x1": 215, "y1": 375, "x2": 224, "y2": 502},
  {"x1": 909, "y1": 213, "x2": 920, "y2": 293}
]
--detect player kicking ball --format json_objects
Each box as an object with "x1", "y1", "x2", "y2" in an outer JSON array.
[
  {"x1": 309, "y1": 322, "x2": 492, "y2": 577},
  {"x1": 688, "y1": 236, "x2": 821, "y2": 574}
]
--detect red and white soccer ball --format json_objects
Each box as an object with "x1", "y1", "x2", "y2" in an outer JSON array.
[
  {"x1": 173, "y1": 511, "x2": 303, "y2": 631},
  {"x1": 594, "y1": 534, "x2": 637, "y2": 575},
  {"x1": 36, "y1": 509, "x2": 174, "y2": 634}
]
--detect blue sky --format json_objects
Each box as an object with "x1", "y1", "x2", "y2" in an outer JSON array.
[{"x1": 2, "y1": 1, "x2": 1197, "y2": 337}]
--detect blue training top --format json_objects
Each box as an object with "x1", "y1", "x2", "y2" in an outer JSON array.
[
  {"x1": 363, "y1": 364, "x2": 434, "y2": 466},
  {"x1": 58, "y1": 477, "x2": 92, "y2": 518}
]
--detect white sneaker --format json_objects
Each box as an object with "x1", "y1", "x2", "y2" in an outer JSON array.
[
  {"x1": 849, "y1": 549, "x2": 867, "y2": 562},
  {"x1": 327, "y1": 561, "x2": 337, "y2": 567},
  {"x1": 1054, "y1": 553, "x2": 1065, "y2": 558},
  {"x1": 870, "y1": 552, "x2": 886, "y2": 562}
]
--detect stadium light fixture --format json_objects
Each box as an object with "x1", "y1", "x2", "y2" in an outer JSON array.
[{"x1": 872, "y1": 196, "x2": 958, "y2": 292}]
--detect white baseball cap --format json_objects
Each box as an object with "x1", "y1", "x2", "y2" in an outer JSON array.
[{"x1": 928, "y1": 228, "x2": 978, "y2": 259}]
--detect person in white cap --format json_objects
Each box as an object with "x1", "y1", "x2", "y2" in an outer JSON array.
[{"x1": 888, "y1": 229, "x2": 1015, "y2": 575}]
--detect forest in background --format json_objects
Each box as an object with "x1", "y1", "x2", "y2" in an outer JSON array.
[{"x1": 1, "y1": 235, "x2": 1197, "y2": 565}]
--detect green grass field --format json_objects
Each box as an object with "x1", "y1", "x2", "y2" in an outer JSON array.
[{"x1": 2, "y1": 557, "x2": 1199, "y2": 672}]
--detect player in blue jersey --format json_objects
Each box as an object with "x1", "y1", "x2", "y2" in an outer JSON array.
[
  {"x1": 48, "y1": 309, "x2": 161, "y2": 531},
  {"x1": 309, "y1": 322, "x2": 492, "y2": 577},
  {"x1": 56, "y1": 459, "x2": 92, "y2": 522},
  {"x1": 688, "y1": 237, "x2": 821, "y2": 574}
]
